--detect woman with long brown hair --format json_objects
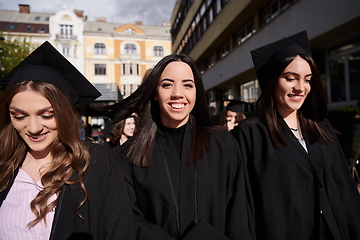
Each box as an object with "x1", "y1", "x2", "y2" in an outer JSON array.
[
  {"x1": 105, "y1": 53, "x2": 254, "y2": 239},
  {"x1": 0, "y1": 41, "x2": 135, "y2": 239},
  {"x1": 233, "y1": 31, "x2": 360, "y2": 239}
]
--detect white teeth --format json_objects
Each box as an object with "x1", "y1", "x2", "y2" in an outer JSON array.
[
  {"x1": 29, "y1": 133, "x2": 46, "y2": 139},
  {"x1": 288, "y1": 94, "x2": 301, "y2": 98},
  {"x1": 171, "y1": 103, "x2": 184, "y2": 109}
]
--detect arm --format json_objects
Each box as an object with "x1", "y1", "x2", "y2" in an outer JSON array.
[{"x1": 119, "y1": 157, "x2": 177, "y2": 240}]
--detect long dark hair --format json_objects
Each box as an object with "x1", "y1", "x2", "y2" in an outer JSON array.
[
  {"x1": 0, "y1": 81, "x2": 90, "y2": 227},
  {"x1": 105, "y1": 54, "x2": 221, "y2": 167},
  {"x1": 255, "y1": 54, "x2": 331, "y2": 148},
  {"x1": 108, "y1": 116, "x2": 137, "y2": 145}
]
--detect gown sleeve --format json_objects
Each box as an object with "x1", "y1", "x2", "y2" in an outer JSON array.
[{"x1": 119, "y1": 157, "x2": 177, "y2": 240}]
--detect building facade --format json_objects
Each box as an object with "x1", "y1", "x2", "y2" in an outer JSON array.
[
  {"x1": 0, "y1": 4, "x2": 172, "y2": 102},
  {"x1": 170, "y1": 0, "x2": 360, "y2": 114}
]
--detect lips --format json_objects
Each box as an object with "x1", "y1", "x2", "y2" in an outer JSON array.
[
  {"x1": 287, "y1": 94, "x2": 302, "y2": 98},
  {"x1": 27, "y1": 133, "x2": 48, "y2": 142},
  {"x1": 287, "y1": 94, "x2": 304, "y2": 102}
]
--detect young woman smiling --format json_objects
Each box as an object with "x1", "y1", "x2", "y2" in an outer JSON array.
[
  {"x1": 233, "y1": 31, "x2": 360, "y2": 240},
  {"x1": 105, "y1": 54, "x2": 254, "y2": 239},
  {"x1": 0, "y1": 41, "x2": 135, "y2": 240}
]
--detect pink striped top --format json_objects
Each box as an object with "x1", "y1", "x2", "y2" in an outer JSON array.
[{"x1": 0, "y1": 169, "x2": 56, "y2": 240}]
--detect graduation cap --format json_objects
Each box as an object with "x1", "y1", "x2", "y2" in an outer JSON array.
[
  {"x1": 226, "y1": 100, "x2": 244, "y2": 113},
  {"x1": 250, "y1": 31, "x2": 312, "y2": 91},
  {"x1": 0, "y1": 41, "x2": 101, "y2": 110}
]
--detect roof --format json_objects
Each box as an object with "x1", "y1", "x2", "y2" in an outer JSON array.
[
  {"x1": 0, "y1": 9, "x2": 53, "y2": 24},
  {"x1": 84, "y1": 21, "x2": 171, "y2": 38}
]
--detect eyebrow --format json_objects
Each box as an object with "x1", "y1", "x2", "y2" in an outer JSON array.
[
  {"x1": 283, "y1": 71, "x2": 312, "y2": 77},
  {"x1": 160, "y1": 78, "x2": 195, "y2": 83},
  {"x1": 9, "y1": 106, "x2": 53, "y2": 115}
]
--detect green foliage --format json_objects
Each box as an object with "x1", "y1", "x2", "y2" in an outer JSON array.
[{"x1": 0, "y1": 34, "x2": 31, "y2": 81}]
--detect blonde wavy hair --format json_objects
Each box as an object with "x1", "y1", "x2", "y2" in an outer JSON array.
[{"x1": 0, "y1": 81, "x2": 90, "y2": 228}]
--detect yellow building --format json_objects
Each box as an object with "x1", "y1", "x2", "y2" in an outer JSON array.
[{"x1": 83, "y1": 21, "x2": 171, "y2": 99}]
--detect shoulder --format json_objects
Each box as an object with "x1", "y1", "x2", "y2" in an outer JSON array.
[
  {"x1": 86, "y1": 143, "x2": 120, "y2": 173},
  {"x1": 207, "y1": 127, "x2": 239, "y2": 150},
  {"x1": 235, "y1": 117, "x2": 267, "y2": 134}
]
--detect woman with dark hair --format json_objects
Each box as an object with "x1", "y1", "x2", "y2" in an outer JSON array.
[
  {"x1": 233, "y1": 31, "x2": 360, "y2": 239},
  {"x1": 0, "y1": 41, "x2": 135, "y2": 239},
  {"x1": 106, "y1": 54, "x2": 254, "y2": 239},
  {"x1": 219, "y1": 100, "x2": 247, "y2": 131},
  {"x1": 107, "y1": 115, "x2": 137, "y2": 155}
]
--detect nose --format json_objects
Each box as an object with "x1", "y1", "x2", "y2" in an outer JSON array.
[
  {"x1": 294, "y1": 79, "x2": 306, "y2": 91},
  {"x1": 27, "y1": 117, "x2": 43, "y2": 134},
  {"x1": 171, "y1": 85, "x2": 184, "y2": 99}
]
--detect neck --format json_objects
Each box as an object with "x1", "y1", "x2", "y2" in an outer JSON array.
[
  {"x1": 119, "y1": 135, "x2": 128, "y2": 145},
  {"x1": 21, "y1": 151, "x2": 53, "y2": 183},
  {"x1": 281, "y1": 110, "x2": 299, "y2": 129}
]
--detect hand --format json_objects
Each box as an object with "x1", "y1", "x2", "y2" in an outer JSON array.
[{"x1": 227, "y1": 121, "x2": 235, "y2": 131}]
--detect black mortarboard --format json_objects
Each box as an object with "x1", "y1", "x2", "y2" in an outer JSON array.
[
  {"x1": 0, "y1": 41, "x2": 101, "y2": 110},
  {"x1": 251, "y1": 31, "x2": 312, "y2": 90},
  {"x1": 226, "y1": 100, "x2": 244, "y2": 113}
]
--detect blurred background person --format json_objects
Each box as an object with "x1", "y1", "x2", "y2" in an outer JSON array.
[
  {"x1": 219, "y1": 100, "x2": 247, "y2": 131},
  {"x1": 107, "y1": 115, "x2": 137, "y2": 155}
]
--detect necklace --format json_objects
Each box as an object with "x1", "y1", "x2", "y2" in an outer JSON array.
[{"x1": 290, "y1": 127, "x2": 300, "y2": 131}]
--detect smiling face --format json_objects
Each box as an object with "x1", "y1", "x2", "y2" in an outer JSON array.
[
  {"x1": 122, "y1": 117, "x2": 136, "y2": 138},
  {"x1": 274, "y1": 55, "x2": 312, "y2": 117},
  {"x1": 9, "y1": 90, "x2": 58, "y2": 156},
  {"x1": 154, "y1": 61, "x2": 196, "y2": 128}
]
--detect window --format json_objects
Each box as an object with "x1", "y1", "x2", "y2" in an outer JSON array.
[
  {"x1": 122, "y1": 64, "x2": 126, "y2": 75},
  {"x1": 174, "y1": 0, "x2": 228, "y2": 55},
  {"x1": 136, "y1": 64, "x2": 140, "y2": 75},
  {"x1": 130, "y1": 84, "x2": 134, "y2": 94},
  {"x1": 349, "y1": 51, "x2": 360, "y2": 100},
  {"x1": 39, "y1": 27, "x2": 46, "y2": 33},
  {"x1": 34, "y1": 16, "x2": 40, "y2": 21},
  {"x1": 62, "y1": 44, "x2": 70, "y2": 56},
  {"x1": 45, "y1": 17, "x2": 50, "y2": 21},
  {"x1": 234, "y1": 18, "x2": 255, "y2": 46},
  {"x1": 8, "y1": 25, "x2": 15, "y2": 30},
  {"x1": 95, "y1": 64, "x2": 106, "y2": 75},
  {"x1": 260, "y1": 0, "x2": 297, "y2": 26},
  {"x1": 216, "y1": 41, "x2": 229, "y2": 60},
  {"x1": 129, "y1": 63, "x2": 133, "y2": 75},
  {"x1": 154, "y1": 46, "x2": 164, "y2": 57},
  {"x1": 123, "y1": 85, "x2": 126, "y2": 95},
  {"x1": 26, "y1": 25, "x2": 32, "y2": 31},
  {"x1": 125, "y1": 44, "x2": 137, "y2": 54},
  {"x1": 94, "y1": 43, "x2": 106, "y2": 54},
  {"x1": 125, "y1": 28, "x2": 135, "y2": 34},
  {"x1": 60, "y1": 24, "x2": 73, "y2": 38},
  {"x1": 330, "y1": 42, "x2": 360, "y2": 105}
]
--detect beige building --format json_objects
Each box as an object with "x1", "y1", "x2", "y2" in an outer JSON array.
[{"x1": 170, "y1": 0, "x2": 360, "y2": 114}]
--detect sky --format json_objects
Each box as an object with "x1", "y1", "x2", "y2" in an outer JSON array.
[{"x1": 0, "y1": 0, "x2": 177, "y2": 26}]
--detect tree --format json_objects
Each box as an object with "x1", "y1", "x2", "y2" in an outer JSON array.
[{"x1": 0, "y1": 34, "x2": 32, "y2": 86}]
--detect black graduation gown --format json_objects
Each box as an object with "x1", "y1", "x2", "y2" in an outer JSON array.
[
  {"x1": 233, "y1": 117, "x2": 360, "y2": 240},
  {"x1": 0, "y1": 144, "x2": 136, "y2": 240},
  {"x1": 120, "y1": 122, "x2": 255, "y2": 240}
]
